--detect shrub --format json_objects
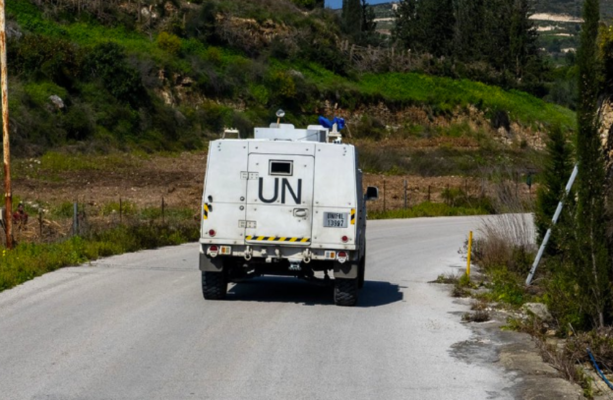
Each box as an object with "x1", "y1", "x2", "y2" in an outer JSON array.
[
  {"x1": 473, "y1": 214, "x2": 535, "y2": 271},
  {"x1": 156, "y1": 32, "x2": 182, "y2": 55},
  {"x1": 10, "y1": 34, "x2": 83, "y2": 88},
  {"x1": 84, "y1": 42, "x2": 148, "y2": 108},
  {"x1": 267, "y1": 70, "x2": 297, "y2": 101},
  {"x1": 352, "y1": 115, "x2": 387, "y2": 140}
]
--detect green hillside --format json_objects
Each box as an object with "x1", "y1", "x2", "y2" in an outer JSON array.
[{"x1": 3, "y1": 0, "x2": 573, "y2": 156}]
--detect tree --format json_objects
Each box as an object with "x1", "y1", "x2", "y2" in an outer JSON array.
[
  {"x1": 360, "y1": 0, "x2": 378, "y2": 45},
  {"x1": 342, "y1": 0, "x2": 361, "y2": 41},
  {"x1": 534, "y1": 125, "x2": 574, "y2": 254},
  {"x1": 574, "y1": 0, "x2": 610, "y2": 328},
  {"x1": 394, "y1": 0, "x2": 455, "y2": 57},
  {"x1": 291, "y1": 0, "x2": 324, "y2": 9},
  {"x1": 507, "y1": 0, "x2": 541, "y2": 81},
  {"x1": 453, "y1": 0, "x2": 487, "y2": 62},
  {"x1": 393, "y1": 0, "x2": 418, "y2": 50}
]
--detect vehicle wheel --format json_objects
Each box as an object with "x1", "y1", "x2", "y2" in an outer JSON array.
[
  {"x1": 334, "y1": 278, "x2": 358, "y2": 306},
  {"x1": 201, "y1": 271, "x2": 227, "y2": 300},
  {"x1": 358, "y1": 258, "x2": 365, "y2": 289}
]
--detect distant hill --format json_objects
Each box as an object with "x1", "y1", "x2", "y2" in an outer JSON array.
[{"x1": 369, "y1": 1, "x2": 613, "y2": 21}]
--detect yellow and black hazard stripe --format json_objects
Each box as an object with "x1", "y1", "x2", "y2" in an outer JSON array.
[
  {"x1": 246, "y1": 236, "x2": 310, "y2": 243},
  {"x1": 203, "y1": 203, "x2": 210, "y2": 220},
  {"x1": 351, "y1": 208, "x2": 356, "y2": 225}
]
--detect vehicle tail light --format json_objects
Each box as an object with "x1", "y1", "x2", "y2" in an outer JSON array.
[
  {"x1": 341, "y1": 236, "x2": 349, "y2": 243},
  {"x1": 337, "y1": 251, "x2": 348, "y2": 263},
  {"x1": 209, "y1": 245, "x2": 218, "y2": 253},
  {"x1": 209, "y1": 229, "x2": 216, "y2": 237}
]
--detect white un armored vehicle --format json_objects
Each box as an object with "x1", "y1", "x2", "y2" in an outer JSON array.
[{"x1": 199, "y1": 113, "x2": 378, "y2": 306}]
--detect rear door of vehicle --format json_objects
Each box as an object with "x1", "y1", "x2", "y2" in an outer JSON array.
[{"x1": 244, "y1": 142, "x2": 315, "y2": 245}]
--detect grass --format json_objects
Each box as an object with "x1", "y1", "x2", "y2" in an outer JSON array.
[
  {"x1": 300, "y1": 62, "x2": 575, "y2": 131},
  {"x1": 358, "y1": 73, "x2": 576, "y2": 130},
  {"x1": 0, "y1": 221, "x2": 199, "y2": 292},
  {"x1": 356, "y1": 141, "x2": 541, "y2": 178},
  {"x1": 368, "y1": 201, "x2": 490, "y2": 220}
]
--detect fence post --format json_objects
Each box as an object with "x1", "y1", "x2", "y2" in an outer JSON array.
[
  {"x1": 515, "y1": 170, "x2": 519, "y2": 200},
  {"x1": 404, "y1": 179, "x2": 408, "y2": 209},
  {"x1": 161, "y1": 197, "x2": 165, "y2": 224},
  {"x1": 427, "y1": 185, "x2": 431, "y2": 202},
  {"x1": 383, "y1": 179, "x2": 387, "y2": 213},
  {"x1": 38, "y1": 209, "x2": 42, "y2": 239},
  {"x1": 445, "y1": 184, "x2": 450, "y2": 205},
  {"x1": 119, "y1": 197, "x2": 123, "y2": 224},
  {"x1": 73, "y1": 200, "x2": 78, "y2": 236}
]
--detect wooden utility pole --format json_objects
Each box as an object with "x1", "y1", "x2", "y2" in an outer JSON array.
[{"x1": 0, "y1": 0, "x2": 13, "y2": 249}]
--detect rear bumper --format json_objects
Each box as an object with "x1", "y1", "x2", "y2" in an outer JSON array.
[
  {"x1": 199, "y1": 242, "x2": 357, "y2": 259},
  {"x1": 199, "y1": 243, "x2": 360, "y2": 278}
]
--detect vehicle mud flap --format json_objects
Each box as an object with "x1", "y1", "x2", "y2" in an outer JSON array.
[
  {"x1": 200, "y1": 253, "x2": 224, "y2": 272},
  {"x1": 333, "y1": 261, "x2": 358, "y2": 279}
]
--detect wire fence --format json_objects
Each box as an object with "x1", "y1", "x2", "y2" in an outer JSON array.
[
  {"x1": 366, "y1": 176, "x2": 535, "y2": 213},
  {"x1": 0, "y1": 196, "x2": 198, "y2": 246}
]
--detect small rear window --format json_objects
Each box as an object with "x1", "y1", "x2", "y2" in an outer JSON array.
[{"x1": 269, "y1": 160, "x2": 293, "y2": 176}]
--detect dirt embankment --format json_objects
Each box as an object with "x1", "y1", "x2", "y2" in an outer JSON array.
[{"x1": 12, "y1": 150, "x2": 535, "y2": 218}]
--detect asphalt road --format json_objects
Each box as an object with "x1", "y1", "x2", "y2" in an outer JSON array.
[{"x1": 0, "y1": 217, "x2": 515, "y2": 400}]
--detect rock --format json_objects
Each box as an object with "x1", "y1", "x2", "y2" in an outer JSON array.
[
  {"x1": 7, "y1": 21, "x2": 23, "y2": 40},
  {"x1": 522, "y1": 302, "x2": 553, "y2": 323},
  {"x1": 288, "y1": 69, "x2": 304, "y2": 79},
  {"x1": 48, "y1": 95, "x2": 65, "y2": 110}
]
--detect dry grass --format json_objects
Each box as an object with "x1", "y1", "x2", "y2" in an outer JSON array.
[
  {"x1": 462, "y1": 309, "x2": 491, "y2": 322},
  {"x1": 431, "y1": 273, "x2": 460, "y2": 284},
  {"x1": 538, "y1": 340, "x2": 587, "y2": 385},
  {"x1": 452, "y1": 284, "x2": 471, "y2": 298},
  {"x1": 473, "y1": 213, "x2": 536, "y2": 272}
]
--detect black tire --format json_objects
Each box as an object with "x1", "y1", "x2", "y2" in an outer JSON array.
[
  {"x1": 358, "y1": 258, "x2": 365, "y2": 289},
  {"x1": 334, "y1": 278, "x2": 359, "y2": 306},
  {"x1": 202, "y1": 271, "x2": 227, "y2": 300}
]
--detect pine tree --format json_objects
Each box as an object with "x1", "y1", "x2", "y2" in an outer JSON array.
[
  {"x1": 360, "y1": 0, "x2": 377, "y2": 45},
  {"x1": 393, "y1": 0, "x2": 418, "y2": 50},
  {"x1": 342, "y1": 0, "x2": 362, "y2": 42},
  {"x1": 453, "y1": 0, "x2": 487, "y2": 62},
  {"x1": 574, "y1": 0, "x2": 611, "y2": 328},
  {"x1": 420, "y1": 0, "x2": 455, "y2": 57},
  {"x1": 534, "y1": 125, "x2": 574, "y2": 254},
  {"x1": 508, "y1": 0, "x2": 540, "y2": 79},
  {"x1": 394, "y1": 0, "x2": 454, "y2": 57}
]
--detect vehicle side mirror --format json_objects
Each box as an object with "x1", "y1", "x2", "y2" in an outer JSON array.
[{"x1": 364, "y1": 186, "x2": 379, "y2": 201}]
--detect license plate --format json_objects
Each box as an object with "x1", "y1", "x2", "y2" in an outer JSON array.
[{"x1": 323, "y1": 212, "x2": 348, "y2": 228}]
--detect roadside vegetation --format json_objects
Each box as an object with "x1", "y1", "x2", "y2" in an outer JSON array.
[
  {"x1": 0, "y1": 200, "x2": 199, "y2": 292},
  {"x1": 458, "y1": 2, "x2": 613, "y2": 396}
]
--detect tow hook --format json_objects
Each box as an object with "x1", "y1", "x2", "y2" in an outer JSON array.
[
  {"x1": 244, "y1": 246, "x2": 253, "y2": 261},
  {"x1": 303, "y1": 249, "x2": 312, "y2": 264}
]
